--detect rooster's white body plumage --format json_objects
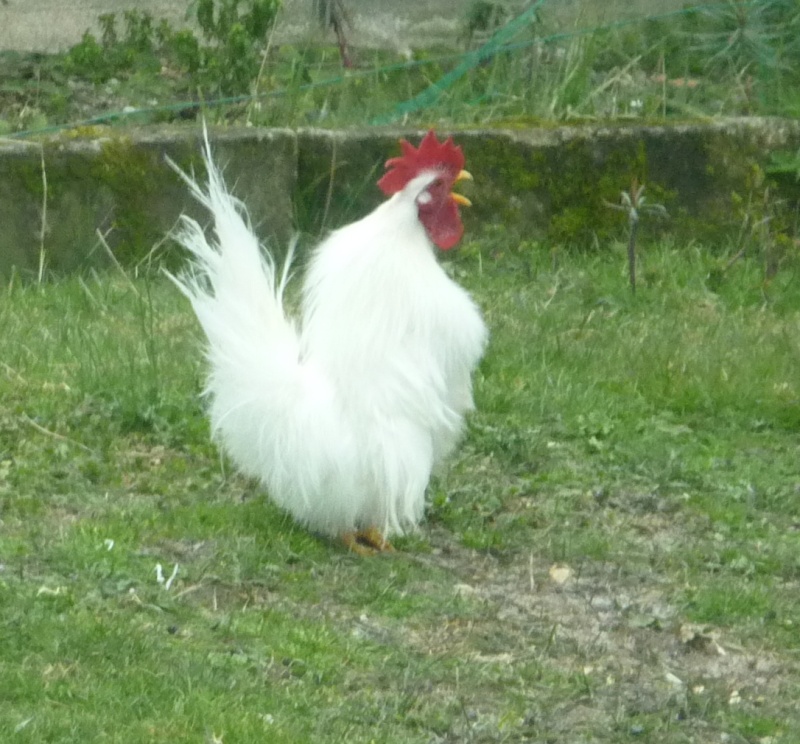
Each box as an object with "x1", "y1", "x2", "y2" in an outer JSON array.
[{"x1": 171, "y1": 137, "x2": 487, "y2": 539}]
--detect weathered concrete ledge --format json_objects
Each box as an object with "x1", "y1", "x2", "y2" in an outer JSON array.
[
  {"x1": 2, "y1": 119, "x2": 799, "y2": 277},
  {"x1": 0, "y1": 127, "x2": 296, "y2": 277}
]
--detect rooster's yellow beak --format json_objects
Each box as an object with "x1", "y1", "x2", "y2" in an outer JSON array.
[{"x1": 452, "y1": 170, "x2": 473, "y2": 207}]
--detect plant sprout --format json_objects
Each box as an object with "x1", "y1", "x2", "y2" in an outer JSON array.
[{"x1": 605, "y1": 178, "x2": 667, "y2": 293}]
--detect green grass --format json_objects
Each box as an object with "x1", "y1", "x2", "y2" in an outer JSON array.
[{"x1": 1, "y1": 238, "x2": 799, "y2": 742}]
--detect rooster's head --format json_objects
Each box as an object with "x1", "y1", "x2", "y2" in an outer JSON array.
[{"x1": 377, "y1": 130, "x2": 472, "y2": 250}]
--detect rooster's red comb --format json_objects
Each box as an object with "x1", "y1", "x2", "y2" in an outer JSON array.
[{"x1": 377, "y1": 130, "x2": 466, "y2": 196}]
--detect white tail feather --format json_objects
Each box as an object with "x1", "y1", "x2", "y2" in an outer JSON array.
[{"x1": 167, "y1": 132, "x2": 356, "y2": 533}]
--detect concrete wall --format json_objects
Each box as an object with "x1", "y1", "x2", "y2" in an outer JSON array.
[
  {"x1": 2, "y1": 119, "x2": 800, "y2": 278},
  {"x1": 0, "y1": 128, "x2": 296, "y2": 276}
]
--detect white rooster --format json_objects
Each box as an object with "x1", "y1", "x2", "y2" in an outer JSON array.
[{"x1": 170, "y1": 129, "x2": 487, "y2": 553}]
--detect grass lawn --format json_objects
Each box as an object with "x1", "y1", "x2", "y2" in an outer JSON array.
[{"x1": 1, "y1": 236, "x2": 799, "y2": 742}]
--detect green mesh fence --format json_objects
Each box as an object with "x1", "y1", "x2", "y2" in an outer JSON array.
[{"x1": 371, "y1": 0, "x2": 545, "y2": 125}]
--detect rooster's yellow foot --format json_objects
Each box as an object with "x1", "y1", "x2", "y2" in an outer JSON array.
[{"x1": 342, "y1": 527, "x2": 394, "y2": 556}]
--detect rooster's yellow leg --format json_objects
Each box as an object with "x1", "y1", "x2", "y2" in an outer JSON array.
[{"x1": 342, "y1": 527, "x2": 394, "y2": 555}]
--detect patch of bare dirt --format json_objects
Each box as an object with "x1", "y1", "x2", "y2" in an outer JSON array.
[{"x1": 407, "y1": 527, "x2": 796, "y2": 740}]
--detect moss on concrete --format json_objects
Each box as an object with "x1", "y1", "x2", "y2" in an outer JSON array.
[
  {"x1": 0, "y1": 127, "x2": 296, "y2": 278},
  {"x1": 461, "y1": 119, "x2": 800, "y2": 249},
  {"x1": 294, "y1": 128, "x2": 397, "y2": 236},
  {"x1": 2, "y1": 119, "x2": 799, "y2": 279}
]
